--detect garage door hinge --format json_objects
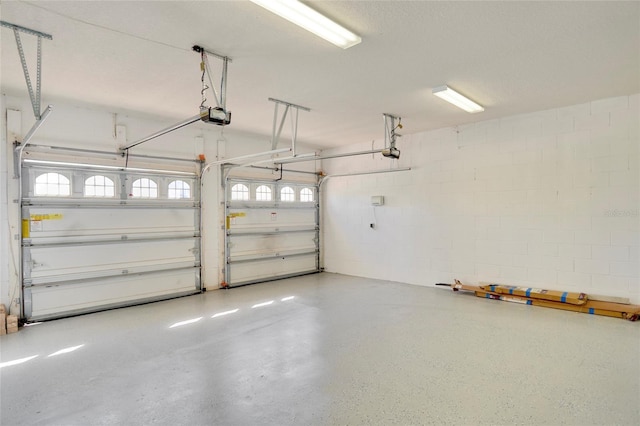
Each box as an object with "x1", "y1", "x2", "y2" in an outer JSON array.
[{"x1": 121, "y1": 269, "x2": 129, "y2": 275}]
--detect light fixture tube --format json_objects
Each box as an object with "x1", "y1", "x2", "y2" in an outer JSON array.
[
  {"x1": 250, "y1": 0, "x2": 361, "y2": 49},
  {"x1": 432, "y1": 85, "x2": 484, "y2": 113}
]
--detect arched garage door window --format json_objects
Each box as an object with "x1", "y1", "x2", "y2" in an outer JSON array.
[
  {"x1": 231, "y1": 183, "x2": 249, "y2": 201},
  {"x1": 84, "y1": 175, "x2": 115, "y2": 197},
  {"x1": 34, "y1": 172, "x2": 70, "y2": 196},
  {"x1": 131, "y1": 178, "x2": 158, "y2": 198},
  {"x1": 168, "y1": 180, "x2": 191, "y2": 199},
  {"x1": 300, "y1": 187, "x2": 314, "y2": 202}
]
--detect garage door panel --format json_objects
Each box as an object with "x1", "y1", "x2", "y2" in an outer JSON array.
[
  {"x1": 26, "y1": 238, "x2": 199, "y2": 282},
  {"x1": 22, "y1": 163, "x2": 202, "y2": 321},
  {"x1": 228, "y1": 232, "x2": 316, "y2": 258},
  {"x1": 226, "y1": 178, "x2": 319, "y2": 287},
  {"x1": 27, "y1": 269, "x2": 199, "y2": 320},
  {"x1": 229, "y1": 254, "x2": 317, "y2": 285},
  {"x1": 25, "y1": 207, "x2": 197, "y2": 239},
  {"x1": 228, "y1": 208, "x2": 315, "y2": 228},
  {"x1": 26, "y1": 262, "x2": 198, "y2": 285}
]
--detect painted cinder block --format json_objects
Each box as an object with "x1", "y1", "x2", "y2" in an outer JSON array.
[
  {"x1": 582, "y1": 171, "x2": 611, "y2": 189},
  {"x1": 574, "y1": 229, "x2": 611, "y2": 245},
  {"x1": 499, "y1": 266, "x2": 528, "y2": 281},
  {"x1": 543, "y1": 230, "x2": 575, "y2": 244},
  {"x1": 609, "y1": 261, "x2": 639, "y2": 278},
  {"x1": 527, "y1": 242, "x2": 558, "y2": 256},
  {"x1": 591, "y1": 245, "x2": 630, "y2": 262},
  {"x1": 591, "y1": 96, "x2": 629, "y2": 115},
  {"x1": 542, "y1": 115, "x2": 575, "y2": 136},
  {"x1": 527, "y1": 267, "x2": 559, "y2": 285},
  {"x1": 558, "y1": 244, "x2": 592, "y2": 260},
  {"x1": 527, "y1": 134, "x2": 558, "y2": 152},
  {"x1": 513, "y1": 253, "x2": 543, "y2": 268},
  {"x1": 609, "y1": 169, "x2": 640, "y2": 186},
  {"x1": 610, "y1": 229, "x2": 639, "y2": 246},
  {"x1": 591, "y1": 274, "x2": 632, "y2": 296},
  {"x1": 575, "y1": 112, "x2": 610, "y2": 131},
  {"x1": 512, "y1": 149, "x2": 543, "y2": 166},
  {"x1": 575, "y1": 258, "x2": 610, "y2": 275},
  {"x1": 557, "y1": 270, "x2": 592, "y2": 288},
  {"x1": 557, "y1": 102, "x2": 591, "y2": 120},
  {"x1": 591, "y1": 155, "x2": 629, "y2": 172}
]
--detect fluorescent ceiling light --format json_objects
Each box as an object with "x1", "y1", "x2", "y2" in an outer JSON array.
[
  {"x1": 432, "y1": 85, "x2": 484, "y2": 113},
  {"x1": 250, "y1": 0, "x2": 361, "y2": 49}
]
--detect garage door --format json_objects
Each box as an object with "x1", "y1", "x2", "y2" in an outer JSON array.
[
  {"x1": 21, "y1": 160, "x2": 201, "y2": 321},
  {"x1": 225, "y1": 177, "x2": 319, "y2": 287}
]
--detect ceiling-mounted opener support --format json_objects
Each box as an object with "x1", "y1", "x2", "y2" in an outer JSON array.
[
  {"x1": 2, "y1": 21, "x2": 54, "y2": 178},
  {"x1": 193, "y1": 45, "x2": 232, "y2": 126},
  {"x1": 2, "y1": 21, "x2": 52, "y2": 119},
  {"x1": 382, "y1": 113, "x2": 402, "y2": 159},
  {"x1": 269, "y1": 98, "x2": 310, "y2": 157},
  {"x1": 118, "y1": 46, "x2": 233, "y2": 157}
]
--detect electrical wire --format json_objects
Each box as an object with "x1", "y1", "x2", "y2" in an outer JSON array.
[
  {"x1": 372, "y1": 205, "x2": 377, "y2": 228},
  {"x1": 200, "y1": 51, "x2": 208, "y2": 109},
  {"x1": 393, "y1": 117, "x2": 403, "y2": 132}
]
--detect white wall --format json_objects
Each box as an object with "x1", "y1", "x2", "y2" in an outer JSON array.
[
  {"x1": 322, "y1": 94, "x2": 640, "y2": 303},
  {"x1": 1, "y1": 95, "x2": 319, "y2": 314},
  {"x1": 1, "y1": 95, "x2": 10, "y2": 314}
]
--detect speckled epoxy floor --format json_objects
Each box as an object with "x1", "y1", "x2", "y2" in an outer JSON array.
[{"x1": 1, "y1": 273, "x2": 639, "y2": 425}]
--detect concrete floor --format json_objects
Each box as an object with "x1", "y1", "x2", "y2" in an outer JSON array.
[{"x1": 1, "y1": 273, "x2": 639, "y2": 425}]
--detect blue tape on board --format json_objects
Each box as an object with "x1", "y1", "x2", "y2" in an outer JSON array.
[
  {"x1": 527, "y1": 300, "x2": 532, "y2": 305},
  {"x1": 526, "y1": 288, "x2": 532, "y2": 298},
  {"x1": 561, "y1": 292, "x2": 568, "y2": 303},
  {"x1": 589, "y1": 308, "x2": 595, "y2": 315},
  {"x1": 509, "y1": 288, "x2": 514, "y2": 295}
]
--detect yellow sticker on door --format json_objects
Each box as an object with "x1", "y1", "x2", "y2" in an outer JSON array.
[
  {"x1": 30, "y1": 213, "x2": 63, "y2": 221},
  {"x1": 226, "y1": 212, "x2": 246, "y2": 229}
]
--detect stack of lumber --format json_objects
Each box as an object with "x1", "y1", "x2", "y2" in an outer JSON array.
[
  {"x1": 0, "y1": 304, "x2": 5, "y2": 335},
  {"x1": 0, "y1": 304, "x2": 19, "y2": 334},
  {"x1": 439, "y1": 280, "x2": 640, "y2": 321}
]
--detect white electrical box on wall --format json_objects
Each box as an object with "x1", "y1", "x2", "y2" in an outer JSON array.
[{"x1": 371, "y1": 196, "x2": 384, "y2": 206}]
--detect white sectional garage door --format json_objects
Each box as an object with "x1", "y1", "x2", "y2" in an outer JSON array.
[
  {"x1": 225, "y1": 178, "x2": 319, "y2": 287},
  {"x1": 21, "y1": 161, "x2": 201, "y2": 321}
]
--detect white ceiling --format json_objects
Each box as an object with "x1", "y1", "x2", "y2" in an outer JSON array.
[{"x1": 1, "y1": 1, "x2": 639, "y2": 148}]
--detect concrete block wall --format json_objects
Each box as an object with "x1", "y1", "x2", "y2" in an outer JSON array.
[{"x1": 322, "y1": 94, "x2": 640, "y2": 303}]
